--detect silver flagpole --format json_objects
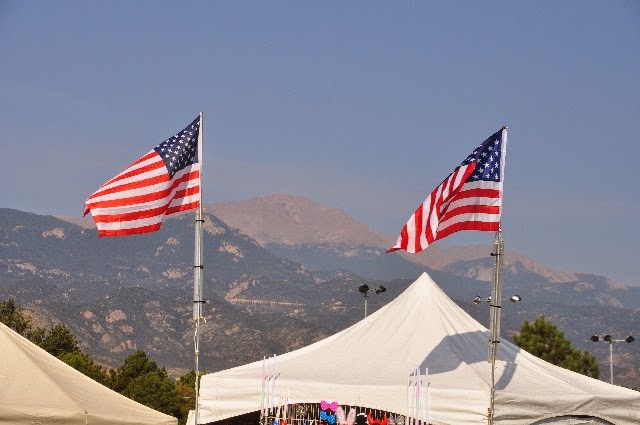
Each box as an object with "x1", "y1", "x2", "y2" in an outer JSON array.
[
  {"x1": 488, "y1": 229, "x2": 504, "y2": 424},
  {"x1": 193, "y1": 111, "x2": 204, "y2": 424}
]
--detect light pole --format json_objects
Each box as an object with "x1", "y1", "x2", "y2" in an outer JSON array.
[
  {"x1": 359, "y1": 284, "x2": 386, "y2": 318},
  {"x1": 590, "y1": 334, "x2": 635, "y2": 385}
]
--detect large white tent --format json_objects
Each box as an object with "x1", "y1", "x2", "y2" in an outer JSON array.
[
  {"x1": 197, "y1": 272, "x2": 640, "y2": 425},
  {"x1": 0, "y1": 321, "x2": 177, "y2": 425}
]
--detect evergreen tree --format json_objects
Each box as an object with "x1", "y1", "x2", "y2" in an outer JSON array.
[
  {"x1": 513, "y1": 315, "x2": 599, "y2": 379},
  {"x1": 176, "y1": 370, "x2": 207, "y2": 424},
  {"x1": 59, "y1": 351, "x2": 110, "y2": 385},
  {"x1": 39, "y1": 323, "x2": 80, "y2": 357},
  {"x1": 123, "y1": 371, "x2": 181, "y2": 418},
  {"x1": 0, "y1": 298, "x2": 33, "y2": 335},
  {"x1": 111, "y1": 350, "x2": 182, "y2": 420},
  {"x1": 109, "y1": 350, "x2": 160, "y2": 393}
]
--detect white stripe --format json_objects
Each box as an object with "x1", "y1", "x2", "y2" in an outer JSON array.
[
  {"x1": 445, "y1": 195, "x2": 502, "y2": 211},
  {"x1": 418, "y1": 196, "x2": 431, "y2": 250},
  {"x1": 98, "y1": 162, "x2": 167, "y2": 194},
  {"x1": 96, "y1": 215, "x2": 164, "y2": 232},
  {"x1": 89, "y1": 176, "x2": 199, "y2": 217},
  {"x1": 168, "y1": 192, "x2": 200, "y2": 209},
  {"x1": 90, "y1": 181, "x2": 200, "y2": 218},
  {"x1": 452, "y1": 165, "x2": 469, "y2": 188},
  {"x1": 438, "y1": 212, "x2": 501, "y2": 230},
  {"x1": 97, "y1": 151, "x2": 162, "y2": 188},
  {"x1": 87, "y1": 165, "x2": 199, "y2": 205},
  {"x1": 405, "y1": 211, "x2": 417, "y2": 253}
]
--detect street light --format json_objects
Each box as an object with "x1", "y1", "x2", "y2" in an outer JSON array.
[
  {"x1": 472, "y1": 295, "x2": 521, "y2": 305},
  {"x1": 590, "y1": 334, "x2": 635, "y2": 385},
  {"x1": 359, "y1": 284, "x2": 386, "y2": 318}
]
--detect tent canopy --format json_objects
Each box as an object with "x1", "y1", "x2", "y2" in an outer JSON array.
[
  {"x1": 0, "y1": 321, "x2": 177, "y2": 425},
  {"x1": 198, "y1": 272, "x2": 640, "y2": 425}
]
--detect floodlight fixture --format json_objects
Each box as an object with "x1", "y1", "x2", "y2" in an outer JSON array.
[
  {"x1": 509, "y1": 295, "x2": 522, "y2": 303},
  {"x1": 473, "y1": 296, "x2": 483, "y2": 305},
  {"x1": 358, "y1": 284, "x2": 370, "y2": 294},
  {"x1": 375, "y1": 286, "x2": 387, "y2": 294},
  {"x1": 590, "y1": 333, "x2": 634, "y2": 384}
]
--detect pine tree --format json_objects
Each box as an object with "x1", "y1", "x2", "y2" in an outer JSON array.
[{"x1": 513, "y1": 315, "x2": 599, "y2": 379}]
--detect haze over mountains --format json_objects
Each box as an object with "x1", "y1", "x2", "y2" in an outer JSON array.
[{"x1": 1, "y1": 194, "x2": 638, "y2": 388}]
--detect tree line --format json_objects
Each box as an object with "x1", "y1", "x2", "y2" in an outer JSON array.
[
  {"x1": 0, "y1": 298, "x2": 201, "y2": 425},
  {"x1": 1, "y1": 297, "x2": 607, "y2": 425}
]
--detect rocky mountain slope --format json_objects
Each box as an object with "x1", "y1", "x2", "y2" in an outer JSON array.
[
  {"x1": 4, "y1": 196, "x2": 639, "y2": 388},
  {"x1": 0, "y1": 208, "x2": 382, "y2": 372}
]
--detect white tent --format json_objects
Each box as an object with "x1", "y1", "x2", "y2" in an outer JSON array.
[
  {"x1": 197, "y1": 272, "x2": 640, "y2": 425},
  {"x1": 0, "y1": 321, "x2": 177, "y2": 425}
]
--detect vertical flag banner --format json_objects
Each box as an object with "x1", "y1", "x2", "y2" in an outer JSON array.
[
  {"x1": 84, "y1": 116, "x2": 201, "y2": 237},
  {"x1": 388, "y1": 127, "x2": 507, "y2": 253}
]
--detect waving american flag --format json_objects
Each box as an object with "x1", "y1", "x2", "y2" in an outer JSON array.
[
  {"x1": 388, "y1": 127, "x2": 507, "y2": 254},
  {"x1": 84, "y1": 116, "x2": 201, "y2": 237}
]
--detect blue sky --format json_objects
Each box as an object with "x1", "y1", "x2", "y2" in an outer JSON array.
[{"x1": 1, "y1": 1, "x2": 639, "y2": 285}]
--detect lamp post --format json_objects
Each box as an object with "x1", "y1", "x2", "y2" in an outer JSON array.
[
  {"x1": 590, "y1": 334, "x2": 634, "y2": 385},
  {"x1": 359, "y1": 284, "x2": 386, "y2": 318}
]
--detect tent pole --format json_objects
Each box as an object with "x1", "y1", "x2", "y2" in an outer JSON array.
[{"x1": 488, "y1": 230, "x2": 504, "y2": 424}]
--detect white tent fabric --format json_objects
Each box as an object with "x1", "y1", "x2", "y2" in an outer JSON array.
[
  {"x1": 198, "y1": 272, "x2": 640, "y2": 425},
  {"x1": 0, "y1": 321, "x2": 177, "y2": 425}
]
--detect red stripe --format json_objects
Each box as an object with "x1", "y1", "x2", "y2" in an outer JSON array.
[
  {"x1": 435, "y1": 220, "x2": 499, "y2": 241},
  {"x1": 454, "y1": 187, "x2": 501, "y2": 200},
  {"x1": 166, "y1": 200, "x2": 200, "y2": 215},
  {"x1": 96, "y1": 152, "x2": 160, "y2": 189},
  {"x1": 392, "y1": 225, "x2": 408, "y2": 252},
  {"x1": 414, "y1": 203, "x2": 423, "y2": 253},
  {"x1": 98, "y1": 222, "x2": 163, "y2": 238},
  {"x1": 92, "y1": 205, "x2": 168, "y2": 224},
  {"x1": 103, "y1": 153, "x2": 163, "y2": 184},
  {"x1": 425, "y1": 191, "x2": 438, "y2": 245},
  {"x1": 440, "y1": 204, "x2": 501, "y2": 221},
  {"x1": 86, "y1": 171, "x2": 199, "y2": 210},
  {"x1": 172, "y1": 185, "x2": 200, "y2": 201},
  {"x1": 89, "y1": 168, "x2": 170, "y2": 199}
]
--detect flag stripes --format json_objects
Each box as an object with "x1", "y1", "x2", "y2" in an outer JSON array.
[
  {"x1": 388, "y1": 128, "x2": 506, "y2": 253},
  {"x1": 84, "y1": 116, "x2": 201, "y2": 237}
]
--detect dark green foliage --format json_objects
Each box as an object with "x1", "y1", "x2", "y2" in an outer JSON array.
[
  {"x1": 176, "y1": 370, "x2": 208, "y2": 424},
  {"x1": 59, "y1": 351, "x2": 109, "y2": 385},
  {"x1": 110, "y1": 350, "x2": 182, "y2": 419},
  {"x1": 513, "y1": 315, "x2": 600, "y2": 379},
  {"x1": 122, "y1": 371, "x2": 181, "y2": 418},
  {"x1": 108, "y1": 350, "x2": 161, "y2": 393},
  {"x1": 0, "y1": 298, "x2": 33, "y2": 335},
  {"x1": 39, "y1": 323, "x2": 79, "y2": 357}
]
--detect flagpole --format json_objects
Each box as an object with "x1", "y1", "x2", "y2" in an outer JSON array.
[
  {"x1": 488, "y1": 229, "x2": 504, "y2": 424},
  {"x1": 193, "y1": 111, "x2": 204, "y2": 425}
]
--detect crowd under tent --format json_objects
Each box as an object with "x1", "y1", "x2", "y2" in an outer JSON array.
[
  {"x1": 0, "y1": 321, "x2": 177, "y2": 425},
  {"x1": 195, "y1": 272, "x2": 640, "y2": 425}
]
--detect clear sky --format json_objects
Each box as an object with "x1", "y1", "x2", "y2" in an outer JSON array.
[{"x1": 1, "y1": 1, "x2": 639, "y2": 285}]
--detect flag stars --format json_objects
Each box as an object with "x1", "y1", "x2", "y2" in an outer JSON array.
[{"x1": 153, "y1": 117, "x2": 200, "y2": 179}]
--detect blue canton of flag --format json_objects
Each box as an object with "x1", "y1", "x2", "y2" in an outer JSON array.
[
  {"x1": 461, "y1": 132, "x2": 503, "y2": 182},
  {"x1": 154, "y1": 116, "x2": 200, "y2": 179}
]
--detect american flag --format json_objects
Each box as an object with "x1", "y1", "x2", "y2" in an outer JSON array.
[
  {"x1": 84, "y1": 116, "x2": 201, "y2": 237},
  {"x1": 388, "y1": 127, "x2": 507, "y2": 253}
]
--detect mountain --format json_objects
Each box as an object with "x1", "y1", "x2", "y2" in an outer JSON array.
[
  {"x1": 0, "y1": 208, "x2": 385, "y2": 373},
  {"x1": 206, "y1": 194, "x2": 640, "y2": 387},
  {"x1": 7, "y1": 198, "x2": 640, "y2": 388}
]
